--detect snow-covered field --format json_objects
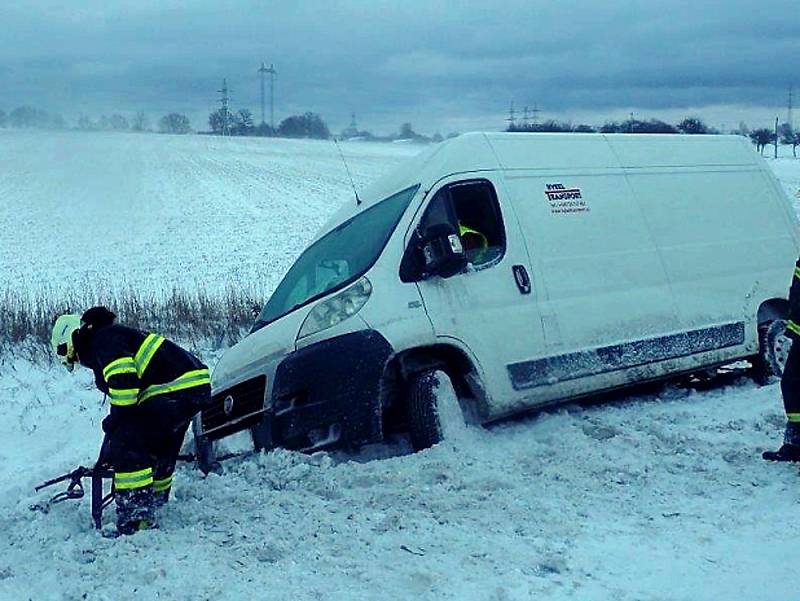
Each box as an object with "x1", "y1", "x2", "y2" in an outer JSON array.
[
  {"x1": 0, "y1": 130, "x2": 418, "y2": 296},
  {"x1": 2, "y1": 130, "x2": 800, "y2": 601}
]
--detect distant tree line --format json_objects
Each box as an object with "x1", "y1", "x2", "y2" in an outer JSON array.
[
  {"x1": 338, "y1": 122, "x2": 457, "y2": 144},
  {"x1": 508, "y1": 115, "x2": 800, "y2": 158},
  {"x1": 508, "y1": 116, "x2": 715, "y2": 135},
  {"x1": 76, "y1": 111, "x2": 151, "y2": 132},
  {"x1": 206, "y1": 108, "x2": 331, "y2": 139},
  {"x1": 0, "y1": 106, "x2": 65, "y2": 129},
  {"x1": 75, "y1": 111, "x2": 192, "y2": 135}
]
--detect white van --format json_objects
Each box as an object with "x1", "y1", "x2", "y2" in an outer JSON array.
[{"x1": 195, "y1": 132, "x2": 799, "y2": 460}]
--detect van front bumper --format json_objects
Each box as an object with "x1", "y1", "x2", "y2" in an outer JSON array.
[
  {"x1": 268, "y1": 329, "x2": 393, "y2": 451},
  {"x1": 201, "y1": 330, "x2": 393, "y2": 452}
]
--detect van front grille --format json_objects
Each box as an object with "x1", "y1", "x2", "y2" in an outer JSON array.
[{"x1": 202, "y1": 375, "x2": 267, "y2": 433}]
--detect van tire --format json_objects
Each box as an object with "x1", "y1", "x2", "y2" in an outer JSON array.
[
  {"x1": 752, "y1": 320, "x2": 791, "y2": 384},
  {"x1": 407, "y1": 369, "x2": 468, "y2": 451},
  {"x1": 408, "y1": 370, "x2": 445, "y2": 451}
]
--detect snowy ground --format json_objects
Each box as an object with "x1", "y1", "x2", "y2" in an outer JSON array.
[{"x1": 2, "y1": 131, "x2": 800, "y2": 600}]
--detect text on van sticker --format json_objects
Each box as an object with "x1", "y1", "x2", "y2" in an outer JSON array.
[{"x1": 544, "y1": 183, "x2": 589, "y2": 214}]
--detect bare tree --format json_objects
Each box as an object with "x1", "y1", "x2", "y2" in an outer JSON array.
[
  {"x1": 277, "y1": 112, "x2": 330, "y2": 139},
  {"x1": 208, "y1": 108, "x2": 234, "y2": 135},
  {"x1": 131, "y1": 111, "x2": 149, "y2": 132},
  {"x1": 109, "y1": 114, "x2": 129, "y2": 131},
  {"x1": 233, "y1": 109, "x2": 254, "y2": 135},
  {"x1": 158, "y1": 113, "x2": 192, "y2": 135},
  {"x1": 0, "y1": 109, "x2": 6, "y2": 128},
  {"x1": 676, "y1": 117, "x2": 709, "y2": 134},
  {"x1": 749, "y1": 128, "x2": 775, "y2": 155}
]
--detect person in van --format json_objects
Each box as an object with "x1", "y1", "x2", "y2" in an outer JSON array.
[
  {"x1": 458, "y1": 221, "x2": 496, "y2": 265},
  {"x1": 764, "y1": 259, "x2": 800, "y2": 462}
]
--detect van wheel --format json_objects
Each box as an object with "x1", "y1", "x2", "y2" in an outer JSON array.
[
  {"x1": 752, "y1": 320, "x2": 791, "y2": 384},
  {"x1": 407, "y1": 370, "x2": 466, "y2": 451}
]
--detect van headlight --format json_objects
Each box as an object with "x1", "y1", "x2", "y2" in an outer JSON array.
[{"x1": 298, "y1": 277, "x2": 373, "y2": 339}]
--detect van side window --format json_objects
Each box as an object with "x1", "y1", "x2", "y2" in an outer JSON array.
[
  {"x1": 448, "y1": 180, "x2": 505, "y2": 266},
  {"x1": 400, "y1": 179, "x2": 505, "y2": 282}
]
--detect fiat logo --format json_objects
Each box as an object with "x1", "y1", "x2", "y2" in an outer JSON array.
[{"x1": 223, "y1": 395, "x2": 235, "y2": 416}]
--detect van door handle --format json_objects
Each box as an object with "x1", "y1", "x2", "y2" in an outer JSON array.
[{"x1": 512, "y1": 265, "x2": 531, "y2": 295}]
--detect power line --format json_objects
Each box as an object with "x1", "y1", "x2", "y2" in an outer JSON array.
[
  {"x1": 530, "y1": 104, "x2": 540, "y2": 126},
  {"x1": 506, "y1": 101, "x2": 516, "y2": 128}
]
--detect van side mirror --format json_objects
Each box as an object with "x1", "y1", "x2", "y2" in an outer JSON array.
[{"x1": 420, "y1": 224, "x2": 468, "y2": 279}]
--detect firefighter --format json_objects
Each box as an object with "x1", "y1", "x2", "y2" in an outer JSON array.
[
  {"x1": 50, "y1": 306, "x2": 211, "y2": 534},
  {"x1": 764, "y1": 258, "x2": 800, "y2": 462}
]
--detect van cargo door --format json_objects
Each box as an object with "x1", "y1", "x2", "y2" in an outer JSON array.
[{"x1": 500, "y1": 167, "x2": 681, "y2": 392}]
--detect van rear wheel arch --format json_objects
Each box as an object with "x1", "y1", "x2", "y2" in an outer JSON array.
[
  {"x1": 757, "y1": 298, "x2": 789, "y2": 325},
  {"x1": 752, "y1": 298, "x2": 790, "y2": 385}
]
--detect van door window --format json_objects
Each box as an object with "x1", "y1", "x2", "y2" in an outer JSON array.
[
  {"x1": 449, "y1": 180, "x2": 505, "y2": 266},
  {"x1": 401, "y1": 179, "x2": 506, "y2": 281},
  {"x1": 418, "y1": 179, "x2": 505, "y2": 262}
]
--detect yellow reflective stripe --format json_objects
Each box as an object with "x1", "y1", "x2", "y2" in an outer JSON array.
[
  {"x1": 153, "y1": 475, "x2": 174, "y2": 493},
  {"x1": 787, "y1": 413, "x2": 800, "y2": 423},
  {"x1": 794, "y1": 266, "x2": 800, "y2": 280},
  {"x1": 114, "y1": 467, "x2": 153, "y2": 490},
  {"x1": 788, "y1": 320, "x2": 800, "y2": 336},
  {"x1": 109, "y1": 388, "x2": 140, "y2": 406},
  {"x1": 134, "y1": 334, "x2": 165, "y2": 378},
  {"x1": 103, "y1": 357, "x2": 137, "y2": 381},
  {"x1": 139, "y1": 369, "x2": 211, "y2": 403}
]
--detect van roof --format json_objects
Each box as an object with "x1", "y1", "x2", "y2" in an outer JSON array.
[{"x1": 319, "y1": 132, "x2": 761, "y2": 238}]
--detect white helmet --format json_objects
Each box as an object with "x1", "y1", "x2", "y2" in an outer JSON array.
[{"x1": 51, "y1": 314, "x2": 81, "y2": 371}]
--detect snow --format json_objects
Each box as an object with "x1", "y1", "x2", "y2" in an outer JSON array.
[
  {"x1": 2, "y1": 130, "x2": 800, "y2": 600},
  {"x1": 0, "y1": 130, "x2": 418, "y2": 297}
]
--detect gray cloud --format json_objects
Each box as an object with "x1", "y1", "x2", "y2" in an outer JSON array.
[{"x1": 1, "y1": 0, "x2": 798, "y2": 133}]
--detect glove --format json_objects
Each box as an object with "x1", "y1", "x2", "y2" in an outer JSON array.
[{"x1": 101, "y1": 414, "x2": 116, "y2": 434}]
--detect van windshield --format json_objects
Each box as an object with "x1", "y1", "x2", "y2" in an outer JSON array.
[{"x1": 252, "y1": 184, "x2": 419, "y2": 332}]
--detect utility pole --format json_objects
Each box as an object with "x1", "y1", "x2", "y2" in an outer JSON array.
[
  {"x1": 789, "y1": 86, "x2": 794, "y2": 131},
  {"x1": 258, "y1": 63, "x2": 267, "y2": 127},
  {"x1": 218, "y1": 78, "x2": 230, "y2": 136},
  {"x1": 257, "y1": 63, "x2": 277, "y2": 130},
  {"x1": 775, "y1": 116, "x2": 779, "y2": 159},
  {"x1": 523, "y1": 106, "x2": 529, "y2": 128},
  {"x1": 531, "y1": 104, "x2": 540, "y2": 126}
]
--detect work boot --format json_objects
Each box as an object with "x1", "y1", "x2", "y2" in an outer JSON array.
[
  {"x1": 762, "y1": 444, "x2": 800, "y2": 462},
  {"x1": 762, "y1": 422, "x2": 800, "y2": 462},
  {"x1": 115, "y1": 487, "x2": 156, "y2": 536}
]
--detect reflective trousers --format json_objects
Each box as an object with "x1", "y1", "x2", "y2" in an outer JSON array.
[
  {"x1": 780, "y1": 344, "x2": 800, "y2": 445},
  {"x1": 110, "y1": 385, "x2": 210, "y2": 530}
]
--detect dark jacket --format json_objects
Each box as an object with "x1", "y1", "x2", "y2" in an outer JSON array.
[{"x1": 75, "y1": 323, "x2": 209, "y2": 422}]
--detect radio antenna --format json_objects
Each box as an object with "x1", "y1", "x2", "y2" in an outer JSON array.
[{"x1": 334, "y1": 138, "x2": 361, "y2": 206}]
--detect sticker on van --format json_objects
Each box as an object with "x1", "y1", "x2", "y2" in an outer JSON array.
[{"x1": 545, "y1": 183, "x2": 588, "y2": 214}]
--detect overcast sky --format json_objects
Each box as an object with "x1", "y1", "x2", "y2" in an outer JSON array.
[{"x1": 2, "y1": 1, "x2": 799, "y2": 134}]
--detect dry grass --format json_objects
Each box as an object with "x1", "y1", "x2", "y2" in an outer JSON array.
[{"x1": 0, "y1": 284, "x2": 266, "y2": 360}]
